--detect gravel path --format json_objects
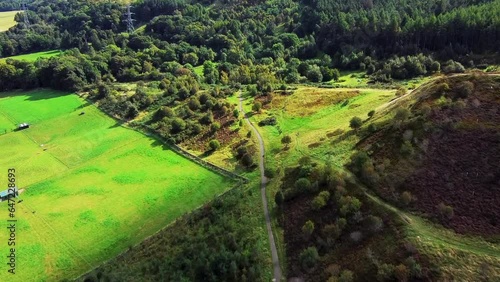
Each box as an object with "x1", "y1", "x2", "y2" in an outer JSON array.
[{"x1": 239, "y1": 91, "x2": 282, "y2": 281}]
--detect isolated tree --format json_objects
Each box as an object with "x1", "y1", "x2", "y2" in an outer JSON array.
[
  {"x1": 368, "y1": 110, "x2": 375, "y2": 118},
  {"x1": 295, "y1": 178, "x2": 312, "y2": 192},
  {"x1": 350, "y1": 116, "x2": 363, "y2": 131},
  {"x1": 300, "y1": 247, "x2": 319, "y2": 269},
  {"x1": 208, "y1": 139, "x2": 221, "y2": 151},
  {"x1": 281, "y1": 135, "x2": 292, "y2": 148},
  {"x1": 302, "y1": 220, "x2": 315, "y2": 237},
  {"x1": 306, "y1": 65, "x2": 323, "y2": 82},
  {"x1": 252, "y1": 101, "x2": 262, "y2": 112}
]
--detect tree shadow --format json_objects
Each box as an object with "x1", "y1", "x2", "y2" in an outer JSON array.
[{"x1": 0, "y1": 88, "x2": 74, "y2": 101}]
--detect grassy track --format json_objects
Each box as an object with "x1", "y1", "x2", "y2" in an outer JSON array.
[
  {"x1": 0, "y1": 90, "x2": 235, "y2": 281},
  {"x1": 365, "y1": 192, "x2": 500, "y2": 280},
  {"x1": 0, "y1": 10, "x2": 18, "y2": 32},
  {"x1": 0, "y1": 50, "x2": 61, "y2": 62}
]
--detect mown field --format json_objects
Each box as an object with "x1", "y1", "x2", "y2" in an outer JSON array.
[
  {"x1": 0, "y1": 89, "x2": 235, "y2": 281},
  {"x1": 0, "y1": 50, "x2": 61, "y2": 62},
  {"x1": 0, "y1": 10, "x2": 18, "y2": 32}
]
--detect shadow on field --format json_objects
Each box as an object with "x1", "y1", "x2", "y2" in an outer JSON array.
[{"x1": 0, "y1": 89, "x2": 72, "y2": 101}]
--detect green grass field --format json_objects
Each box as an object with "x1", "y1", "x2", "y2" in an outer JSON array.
[
  {"x1": 0, "y1": 10, "x2": 19, "y2": 32},
  {"x1": 0, "y1": 90, "x2": 235, "y2": 281},
  {"x1": 0, "y1": 50, "x2": 61, "y2": 62},
  {"x1": 237, "y1": 87, "x2": 396, "y2": 170}
]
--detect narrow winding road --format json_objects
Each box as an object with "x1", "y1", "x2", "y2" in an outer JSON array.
[{"x1": 239, "y1": 92, "x2": 282, "y2": 281}]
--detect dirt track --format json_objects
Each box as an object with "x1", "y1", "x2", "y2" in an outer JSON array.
[{"x1": 239, "y1": 91, "x2": 282, "y2": 281}]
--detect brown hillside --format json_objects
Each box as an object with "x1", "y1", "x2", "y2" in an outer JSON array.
[{"x1": 356, "y1": 73, "x2": 500, "y2": 236}]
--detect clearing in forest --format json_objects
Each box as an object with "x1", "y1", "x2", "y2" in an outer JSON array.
[{"x1": 0, "y1": 10, "x2": 18, "y2": 32}]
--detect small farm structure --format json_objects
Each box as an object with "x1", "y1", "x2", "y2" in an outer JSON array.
[
  {"x1": 18, "y1": 123, "x2": 30, "y2": 130},
  {"x1": 0, "y1": 187, "x2": 18, "y2": 202}
]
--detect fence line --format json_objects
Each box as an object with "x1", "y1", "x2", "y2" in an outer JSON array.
[
  {"x1": 79, "y1": 94, "x2": 249, "y2": 184},
  {"x1": 130, "y1": 123, "x2": 249, "y2": 184}
]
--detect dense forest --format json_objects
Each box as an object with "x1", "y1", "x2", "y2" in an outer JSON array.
[{"x1": 0, "y1": 0, "x2": 499, "y2": 93}]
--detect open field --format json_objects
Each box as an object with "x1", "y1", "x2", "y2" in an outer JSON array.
[
  {"x1": 237, "y1": 86, "x2": 396, "y2": 169},
  {"x1": 0, "y1": 10, "x2": 19, "y2": 32},
  {"x1": 0, "y1": 89, "x2": 235, "y2": 281},
  {"x1": 0, "y1": 50, "x2": 61, "y2": 62}
]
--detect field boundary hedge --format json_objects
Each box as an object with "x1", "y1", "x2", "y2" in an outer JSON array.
[
  {"x1": 132, "y1": 123, "x2": 249, "y2": 184},
  {"x1": 80, "y1": 93, "x2": 249, "y2": 184}
]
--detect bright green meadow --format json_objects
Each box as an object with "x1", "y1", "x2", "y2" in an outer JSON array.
[
  {"x1": 0, "y1": 89, "x2": 235, "y2": 281},
  {"x1": 0, "y1": 50, "x2": 61, "y2": 62}
]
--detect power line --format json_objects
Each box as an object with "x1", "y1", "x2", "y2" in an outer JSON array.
[
  {"x1": 124, "y1": 4, "x2": 135, "y2": 33},
  {"x1": 21, "y1": 1, "x2": 30, "y2": 27}
]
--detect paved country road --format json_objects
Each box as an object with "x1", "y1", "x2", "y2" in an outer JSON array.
[{"x1": 239, "y1": 91, "x2": 282, "y2": 281}]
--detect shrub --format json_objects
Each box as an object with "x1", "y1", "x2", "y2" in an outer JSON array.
[
  {"x1": 312, "y1": 191, "x2": 330, "y2": 210},
  {"x1": 394, "y1": 264, "x2": 410, "y2": 282},
  {"x1": 443, "y1": 60, "x2": 465, "y2": 74},
  {"x1": 252, "y1": 101, "x2": 262, "y2": 112},
  {"x1": 339, "y1": 270, "x2": 354, "y2": 282},
  {"x1": 295, "y1": 178, "x2": 312, "y2": 192},
  {"x1": 236, "y1": 146, "x2": 248, "y2": 158},
  {"x1": 340, "y1": 196, "x2": 362, "y2": 216},
  {"x1": 368, "y1": 110, "x2": 376, "y2": 118},
  {"x1": 376, "y1": 263, "x2": 395, "y2": 281},
  {"x1": 208, "y1": 139, "x2": 221, "y2": 151},
  {"x1": 366, "y1": 215, "x2": 383, "y2": 232},
  {"x1": 299, "y1": 247, "x2": 319, "y2": 269},
  {"x1": 455, "y1": 81, "x2": 474, "y2": 99},
  {"x1": 233, "y1": 109, "x2": 239, "y2": 118},
  {"x1": 368, "y1": 123, "x2": 377, "y2": 133},
  {"x1": 258, "y1": 116, "x2": 277, "y2": 126},
  {"x1": 264, "y1": 168, "x2": 275, "y2": 178},
  {"x1": 306, "y1": 65, "x2": 323, "y2": 82},
  {"x1": 438, "y1": 202, "x2": 454, "y2": 219},
  {"x1": 210, "y1": 122, "x2": 221, "y2": 132},
  {"x1": 349, "y1": 116, "x2": 363, "y2": 131},
  {"x1": 171, "y1": 118, "x2": 186, "y2": 133},
  {"x1": 404, "y1": 256, "x2": 422, "y2": 278},
  {"x1": 281, "y1": 135, "x2": 292, "y2": 147},
  {"x1": 323, "y1": 224, "x2": 342, "y2": 240},
  {"x1": 302, "y1": 220, "x2": 315, "y2": 237},
  {"x1": 241, "y1": 153, "x2": 254, "y2": 167},
  {"x1": 400, "y1": 140, "x2": 414, "y2": 157},
  {"x1": 394, "y1": 107, "x2": 410, "y2": 121},
  {"x1": 401, "y1": 191, "x2": 413, "y2": 206}
]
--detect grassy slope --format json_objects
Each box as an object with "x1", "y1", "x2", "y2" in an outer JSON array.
[
  {"x1": 240, "y1": 77, "x2": 500, "y2": 280},
  {"x1": 0, "y1": 10, "x2": 18, "y2": 32},
  {"x1": 0, "y1": 90, "x2": 235, "y2": 281},
  {"x1": 0, "y1": 50, "x2": 61, "y2": 61},
  {"x1": 228, "y1": 86, "x2": 397, "y2": 276}
]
